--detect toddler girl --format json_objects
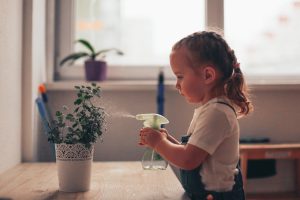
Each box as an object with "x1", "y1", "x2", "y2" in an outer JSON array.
[{"x1": 139, "y1": 31, "x2": 253, "y2": 200}]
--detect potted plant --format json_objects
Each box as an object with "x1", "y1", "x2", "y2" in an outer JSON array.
[
  {"x1": 47, "y1": 83, "x2": 107, "y2": 192},
  {"x1": 60, "y1": 39, "x2": 124, "y2": 81}
]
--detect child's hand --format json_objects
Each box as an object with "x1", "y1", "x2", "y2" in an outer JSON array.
[
  {"x1": 160, "y1": 128, "x2": 169, "y2": 137},
  {"x1": 139, "y1": 127, "x2": 167, "y2": 149}
]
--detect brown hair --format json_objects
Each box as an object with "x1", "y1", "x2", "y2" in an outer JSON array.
[{"x1": 172, "y1": 31, "x2": 253, "y2": 116}]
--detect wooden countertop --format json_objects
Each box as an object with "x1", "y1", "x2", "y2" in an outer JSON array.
[
  {"x1": 240, "y1": 143, "x2": 300, "y2": 159},
  {"x1": 0, "y1": 161, "x2": 189, "y2": 200},
  {"x1": 240, "y1": 143, "x2": 300, "y2": 151}
]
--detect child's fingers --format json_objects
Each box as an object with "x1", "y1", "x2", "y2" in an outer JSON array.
[
  {"x1": 139, "y1": 135, "x2": 147, "y2": 145},
  {"x1": 139, "y1": 139, "x2": 149, "y2": 147},
  {"x1": 159, "y1": 129, "x2": 168, "y2": 137},
  {"x1": 140, "y1": 127, "x2": 157, "y2": 133},
  {"x1": 139, "y1": 129, "x2": 148, "y2": 136}
]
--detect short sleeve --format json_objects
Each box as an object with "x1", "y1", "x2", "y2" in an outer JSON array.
[{"x1": 188, "y1": 108, "x2": 231, "y2": 155}]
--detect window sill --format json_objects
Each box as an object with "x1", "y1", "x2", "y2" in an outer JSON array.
[
  {"x1": 46, "y1": 80, "x2": 176, "y2": 91},
  {"x1": 45, "y1": 79, "x2": 300, "y2": 91}
]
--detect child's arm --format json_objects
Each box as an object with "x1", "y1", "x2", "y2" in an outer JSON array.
[
  {"x1": 140, "y1": 128, "x2": 208, "y2": 170},
  {"x1": 160, "y1": 128, "x2": 180, "y2": 144},
  {"x1": 155, "y1": 139, "x2": 208, "y2": 170}
]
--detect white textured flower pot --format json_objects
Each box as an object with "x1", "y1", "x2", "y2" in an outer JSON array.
[{"x1": 55, "y1": 143, "x2": 94, "y2": 192}]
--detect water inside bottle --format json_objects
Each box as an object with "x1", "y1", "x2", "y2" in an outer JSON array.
[{"x1": 141, "y1": 148, "x2": 168, "y2": 170}]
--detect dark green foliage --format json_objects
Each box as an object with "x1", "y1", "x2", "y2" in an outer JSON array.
[
  {"x1": 59, "y1": 39, "x2": 124, "y2": 66},
  {"x1": 47, "y1": 83, "x2": 106, "y2": 148}
]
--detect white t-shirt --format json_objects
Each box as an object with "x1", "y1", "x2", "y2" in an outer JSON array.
[{"x1": 187, "y1": 96, "x2": 240, "y2": 192}]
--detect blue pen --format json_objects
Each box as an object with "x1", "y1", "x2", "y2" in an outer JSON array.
[
  {"x1": 38, "y1": 84, "x2": 48, "y2": 102},
  {"x1": 35, "y1": 97, "x2": 55, "y2": 158},
  {"x1": 157, "y1": 70, "x2": 164, "y2": 115},
  {"x1": 35, "y1": 97, "x2": 51, "y2": 133},
  {"x1": 38, "y1": 84, "x2": 53, "y2": 122},
  {"x1": 157, "y1": 70, "x2": 165, "y2": 128}
]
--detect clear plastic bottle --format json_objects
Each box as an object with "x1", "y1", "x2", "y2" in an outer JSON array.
[
  {"x1": 136, "y1": 113, "x2": 169, "y2": 170},
  {"x1": 141, "y1": 147, "x2": 168, "y2": 170}
]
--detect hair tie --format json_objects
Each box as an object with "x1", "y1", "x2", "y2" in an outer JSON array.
[{"x1": 233, "y1": 62, "x2": 240, "y2": 69}]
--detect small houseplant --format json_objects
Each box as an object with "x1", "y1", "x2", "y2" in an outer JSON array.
[
  {"x1": 48, "y1": 83, "x2": 106, "y2": 192},
  {"x1": 60, "y1": 39, "x2": 124, "y2": 81}
]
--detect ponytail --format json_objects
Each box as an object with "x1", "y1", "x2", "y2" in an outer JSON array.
[{"x1": 225, "y1": 63, "x2": 253, "y2": 116}]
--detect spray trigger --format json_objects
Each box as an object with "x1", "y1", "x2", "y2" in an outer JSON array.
[{"x1": 136, "y1": 113, "x2": 169, "y2": 130}]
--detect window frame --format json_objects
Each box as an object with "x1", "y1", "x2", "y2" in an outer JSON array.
[{"x1": 48, "y1": 0, "x2": 300, "y2": 84}]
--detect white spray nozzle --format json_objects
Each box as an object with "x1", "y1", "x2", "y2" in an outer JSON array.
[{"x1": 136, "y1": 113, "x2": 169, "y2": 130}]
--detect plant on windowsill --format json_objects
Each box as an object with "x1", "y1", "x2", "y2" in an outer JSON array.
[
  {"x1": 59, "y1": 39, "x2": 124, "y2": 81},
  {"x1": 48, "y1": 83, "x2": 107, "y2": 192}
]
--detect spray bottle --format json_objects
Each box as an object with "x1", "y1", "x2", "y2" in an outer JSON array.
[{"x1": 136, "y1": 113, "x2": 169, "y2": 170}]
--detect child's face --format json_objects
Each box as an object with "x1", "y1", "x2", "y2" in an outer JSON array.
[{"x1": 170, "y1": 48, "x2": 211, "y2": 104}]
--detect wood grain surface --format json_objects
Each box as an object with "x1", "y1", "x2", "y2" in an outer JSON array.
[{"x1": 0, "y1": 161, "x2": 189, "y2": 200}]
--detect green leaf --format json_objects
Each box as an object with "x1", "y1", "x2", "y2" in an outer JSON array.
[
  {"x1": 59, "y1": 52, "x2": 89, "y2": 66},
  {"x1": 84, "y1": 94, "x2": 92, "y2": 100},
  {"x1": 56, "y1": 111, "x2": 62, "y2": 116},
  {"x1": 72, "y1": 122, "x2": 78, "y2": 128},
  {"x1": 75, "y1": 86, "x2": 80, "y2": 89},
  {"x1": 74, "y1": 98, "x2": 82, "y2": 105},
  {"x1": 94, "y1": 48, "x2": 124, "y2": 59},
  {"x1": 76, "y1": 39, "x2": 95, "y2": 55},
  {"x1": 66, "y1": 114, "x2": 74, "y2": 120},
  {"x1": 74, "y1": 107, "x2": 80, "y2": 113}
]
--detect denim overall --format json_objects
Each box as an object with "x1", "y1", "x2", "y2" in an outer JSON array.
[{"x1": 179, "y1": 102, "x2": 246, "y2": 200}]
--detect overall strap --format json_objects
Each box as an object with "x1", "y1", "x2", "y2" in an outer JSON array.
[{"x1": 216, "y1": 101, "x2": 237, "y2": 117}]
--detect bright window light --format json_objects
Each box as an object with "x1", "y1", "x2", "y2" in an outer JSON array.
[
  {"x1": 225, "y1": 0, "x2": 300, "y2": 76},
  {"x1": 75, "y1": 0, "x2": 205, "y2": 67}
]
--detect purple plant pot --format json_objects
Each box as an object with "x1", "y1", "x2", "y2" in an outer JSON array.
[{"x1": 84, "y1": 60, "x2": 107, "y2": 81}]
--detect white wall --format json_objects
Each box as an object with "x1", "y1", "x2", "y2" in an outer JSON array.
[
  {"x1": 0, "y1": 0, "x2": 23, "y2": 173},
  {"x1": 42, "y1": 86, "x2": 300, "y2": 193}
]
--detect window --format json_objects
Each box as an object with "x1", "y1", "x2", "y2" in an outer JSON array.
[
  {"x1": 54, "y1": 0, "x2": 300, "y2": 82},
  {"x1": 75, "y1": 0, "x2": 205, "y2": 67},
  {"x1": 55, "y1": 0, "x2": 208, "y2": 80},
  {"x1": 225, "y1": 0, "x2": 300, "y2": 78}
]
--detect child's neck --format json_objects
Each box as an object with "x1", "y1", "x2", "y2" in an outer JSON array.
[{"x1": 203, "y1": 89, "x2": 226, "y2": 104}]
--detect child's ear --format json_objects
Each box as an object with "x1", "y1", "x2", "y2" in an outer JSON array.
[{"x1": 203, "y1": 66, "x2": 216, "y2": 84}]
